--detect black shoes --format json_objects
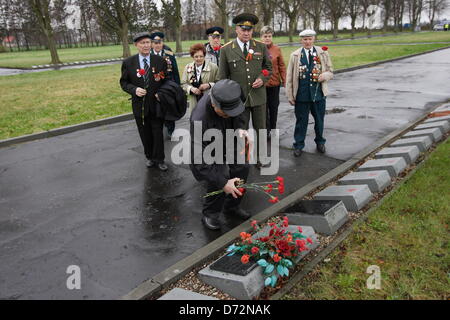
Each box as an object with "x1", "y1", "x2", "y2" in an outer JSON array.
[
  {"x1": 145, "y1": 159, "x2": 155, "y2": 168},
  {"x1": 223, "y1": 207, "x2": 251, "y2": 220},
  {"x1": 256, "y1": 161, "x2": 271, "y2": 169},
  {"x1": 146, "y1": 159, "x2": 168, "y2": 171},
  {"x1": 202, "y1": 216, "x2": 221, "y2": 230},
  {"x1": 293, "y1": 149, "x2": 302, "y2": 157},
  {"x1": 157, "y1": 162, "x2": 168, "y2": 171},
  {"x1": 317, "y1": 144, "x2": 326, "y2": 153}
]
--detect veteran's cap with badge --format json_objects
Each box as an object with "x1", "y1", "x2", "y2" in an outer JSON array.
[
  {"x1": 299, "y1": 29, "x2": 317, "y2": 37},
  {"x1": 210, "y1": 79, "x2": 245, "y2": 117},
  {"x1": 206, "y1": 26, "x2": 224, "y2": 37},
  {"x1": 133, "y1": 32, "x2": 152, "y2": 43},
  {"x1": 232, "y1": 13, "x2": 259, "y2": 30},
  {"x1": 150, "y1": 31, "x2": 165, "y2": 43}
]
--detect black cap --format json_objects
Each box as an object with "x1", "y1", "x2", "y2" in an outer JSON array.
[
  {"x1": 150, "y1": 31, "x2": 165, "y2": 42},
  {"x1": 206, "y1": 26, "x2": 224, "y2": 36},
  {"x1": 210, "y1": 80, "x2": 245, "y2": 117},
  {"x1": 133, "y1": 32, "x2": 151, "y2": 43},
  {"x1": 232, "y1": 13, "x2": 259, "y2": 30}
]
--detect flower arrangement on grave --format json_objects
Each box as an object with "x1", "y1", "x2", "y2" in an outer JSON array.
[
  {"x1": 226, "y1": 216, "x2": 313, "y2": 288},
  {"x1": 204, "y1": 176, "x2": 284, "y2": 204}
]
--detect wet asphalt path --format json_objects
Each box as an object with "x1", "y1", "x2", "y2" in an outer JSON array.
[{"x1": 0, "y1": 48, "x2": 449, "y2": 299}]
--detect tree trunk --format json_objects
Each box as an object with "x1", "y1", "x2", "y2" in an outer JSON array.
[
  {"x1": 333, "y1": 18, "x2": 339, "y2": 39},
  {"x1": 120, "y1": 25, "x2": 130, "y2": 58},
  {"x1": 174, "y1": 0, "x2": 182, "y2": 52},
  {"x1": 351, "y1": 17, "x2": 356, "y2": 38},
  {"x1": 288, "y1": 16, "x2": 296, "y2": 43}
]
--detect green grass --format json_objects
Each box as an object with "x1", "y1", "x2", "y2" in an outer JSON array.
[
  {"x1": 1, "y1": 31, "x2": 448, "y2": 68},
  {"x1": 0, "y1": 43, "x2": 449, "y2": 140},
  {"x1": 283, "y1": 138, "x2": 450, "y2": 300}
]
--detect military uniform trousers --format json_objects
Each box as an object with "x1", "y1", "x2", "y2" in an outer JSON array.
[
  {"x1": 203, "y1": 164, "x2": 249, "y2": 218},
  {"x1": 266, "y1": 85, "x2": 280, "y2": 133},
  {"x1": 293, "y1": 99, "x2": 327, "y2": 150},
  {"x1": 240, "y1": 104, "x2": 267, "y2": 161}
]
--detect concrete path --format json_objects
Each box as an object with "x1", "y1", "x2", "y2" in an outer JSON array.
[{"x1": 0, "y1": 48, "x2": 449, "y2": 299}]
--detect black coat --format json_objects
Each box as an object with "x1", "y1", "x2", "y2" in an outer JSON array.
[
  {"x1": 189, "y1": 94, "x2": 246, "y2": 189},
  {"x1": 119, "y1": 54, "x2": 167, "y2": 118},
  {"x1": 155, "y1": 80, "x2": 187, "y2": 121}
]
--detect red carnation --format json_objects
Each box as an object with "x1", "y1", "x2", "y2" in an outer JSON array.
[
  {"x1": 307, "y1": 237, "x2": 313, "y2": 244},
  {"x1": 238, "y1": 187, "x2": 246, "y2": 195},
  {"x1": 322, "y1": 46, "x2": 328, "y2": 51},
  {"x1": 213, "y1": 46, "x2": 221, "y2": 51},
  {"x1": 269, "y1": 196, "x2": 279, "y2": 203},
  {"x1": 241, "y1": 254, "x2": 250, "y2": 264},
  {"x1": 273, "y1": 254, "x2": 281, "y2": 263},
  {"x1": 251, "y1": 247, "x2": 259, "y2": 254},
  {"x1": 297, "y1": 226, "x2": 303, "y2": 233},
  {"x1": 138, "y1": 69, "x2": 146, "y2": 76},
  {"x1": 276, "y1": 176, "x2": 284, "y2": 184},
  {"x1": 278, "y1": 184, "x2": 285, "y2": 194},
  {"x1": 265, "y1": 184, "x2": 273, "y2": 193},
  {"x1": 262, "y1": 69, "x2": 270, "y2": 77},
  {"x1": 250, "y1": 220, "x2": 257, "y2": 228}
]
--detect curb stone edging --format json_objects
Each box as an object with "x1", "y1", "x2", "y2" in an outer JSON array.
[
  {"x1": 121, "y1": 102, "x2": 445, "y2": 300},
  {"x1": 1, "y1": 46, "x2": 449, "y2": 150}
]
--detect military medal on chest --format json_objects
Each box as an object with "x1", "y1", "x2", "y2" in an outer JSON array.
[{"x1": 165, "y1": 56, "x2": 173, "y2": 72}]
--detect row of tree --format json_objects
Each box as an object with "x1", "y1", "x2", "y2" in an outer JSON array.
[{"x1": 0, "y1": 0, "x2": 448, "y2": 64}]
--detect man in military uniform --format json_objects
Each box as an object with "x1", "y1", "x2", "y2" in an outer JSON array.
[
  {"x1": 218, "y1": 13, "x2": 272, "y2": 168},
  {"x1": 205, "y1": 26, "x2": 224, "y2": 66},
  {"x1": 285, "y1": 29, "x2": 334, "y2": 157},
  {"x1": 150, "y1": 31, "x2": 180, "y2": 138}
]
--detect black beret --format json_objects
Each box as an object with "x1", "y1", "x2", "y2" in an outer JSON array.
[
  {"x1": 232, "y1": 13, "x2": 259, "y2": 30},
  {"x1": 133, "y1": 32, "x2": 151, "y2": 43},
  {"x1": 206, "y1": 26, "x2": 224, "y2": 36}
]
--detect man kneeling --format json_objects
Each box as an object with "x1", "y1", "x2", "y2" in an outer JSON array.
[{"x1": 190, "y1": 79, "x2": 251, "y2": 230}]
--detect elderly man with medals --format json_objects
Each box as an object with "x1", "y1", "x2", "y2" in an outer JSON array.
[{"x1": 285, "y1": 29, "x2": 334, "y2": 157}]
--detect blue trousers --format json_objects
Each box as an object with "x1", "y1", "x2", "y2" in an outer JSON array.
[{"x1": 293, "y1": 99, "x2": 326, "y2": 150}]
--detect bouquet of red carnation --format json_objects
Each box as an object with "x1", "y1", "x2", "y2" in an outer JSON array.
[
  {"x1": 205, "y1": 176, "x2": 285, "y2": 204},
  {"x1": 227, "y1": 216, "x2": 314, "y2": 288}
]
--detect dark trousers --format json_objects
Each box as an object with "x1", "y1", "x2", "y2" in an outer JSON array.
[
  {"x1": 293, "y1": 99, "x2": 326, "y2": 150},
  {"x1": 266, "y1": 86, "x2": 280, "y2": 133},
  {"x1": 134, "y1": 114, "x2": 165, "y2": 162},
  {"x1": 164, "y1": 120, "x2": 175, "y2": 135},
  {"x1": 203, "y1": 164, "x2": 250, "y2": 218}
]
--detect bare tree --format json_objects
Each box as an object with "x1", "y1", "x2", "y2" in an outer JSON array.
[
  {"x1": 273, "y1": 0, "x2": 303, "y2": 43},
  {"x1": 89, "y1": 0, "x2": 138, "y2": 58},
  {"x1": 161, "y1": 0, "x2": 182, "y2": 52},
  {"x1": 303, "y1": 0, "x2": 324, "y2": 32},
  {"x1": 406, "y1": 0, "x2": 424, "y2": 31},
  {"x1": 380, "y1": 0, "x2": 393, "y2": 33},
  {"x1": 348, "y1": 0, "x2": 362, "y2": 38},
  {"x1": 426, "y1": 0, "x2": 448, "y2": 27},
  {"x1": 214, "y1": 0, "x2": 230, "y2": 42},
  {"x1": 323, "y1": 0, "x2": 349, "y2": 39},
  {"x1": 30, "y1": 0, "x2": 62, "y2": 63},
  {"x1": 260, "y1": 0, "x2": 275, "y2": 26},
  {"x1": 392, "y1": 0, "x2": 406, "y2": 32}
]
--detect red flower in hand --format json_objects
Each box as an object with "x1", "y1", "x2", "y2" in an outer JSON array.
[
  {"x1": 262, "y1": 69, "x2": 270, "y2": 77},
  {"x1": 269, "y1": 196, "x2": 279, "y2": 203},
  {"x1": 322, "y1": 46, "x2": 328, "y2": 51},
  {"x1": 241, "y1": 254, "x2": 250, "y2": 264},
  {"x1": 238, "y1": 187, "x2": 246, "y2": 195}
]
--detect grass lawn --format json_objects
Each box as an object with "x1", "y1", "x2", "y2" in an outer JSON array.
[
  {"x1": 282, "y1": 138, "x2": 450, "y2": 300},
  {"x1": 0, "y1": 31, "x2": 448, "y2": 68},
  {"x1": 0, "y1": 43, "x2": 449, "y2": 140}
]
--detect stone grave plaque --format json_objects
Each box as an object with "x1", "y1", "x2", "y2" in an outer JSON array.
[
  {"x1": 283, "y1": 199, "x2": 339, "y2": 215},
  {"x1": 209, "y1": 254, "x2": 258, "y2": 276}
]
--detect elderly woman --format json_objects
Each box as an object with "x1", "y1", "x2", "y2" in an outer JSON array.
[
  {"x1": 260, "y1": 26, "x2": 286, "y2": 138},
  {"x1": 181, "y1": 43, "x2": 220, "y2": 113}
]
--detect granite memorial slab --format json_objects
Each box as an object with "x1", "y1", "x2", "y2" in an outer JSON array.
[
  {"x1": 338, "y1": 170, "x2": 391, "y2": 193},
  {"x1": 314, "y1": 185, "x2": 373, "y2": 212},
  {"x1": 283, "y1": 200, "x2": 349, "y2": 235},
  {"x1": 374, "y1": 146, "x2": 420, "y2": 164},
  {"x1": 390, "y1": 136, "x2": 432, "y2": 152},
  {"x1": 357, "y1": 157, "x2": 407, "y2": 178}
]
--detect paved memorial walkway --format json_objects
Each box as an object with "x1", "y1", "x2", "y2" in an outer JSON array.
[{"x1": 0, "y1": 48, "x2": 449, "y2": 299}]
